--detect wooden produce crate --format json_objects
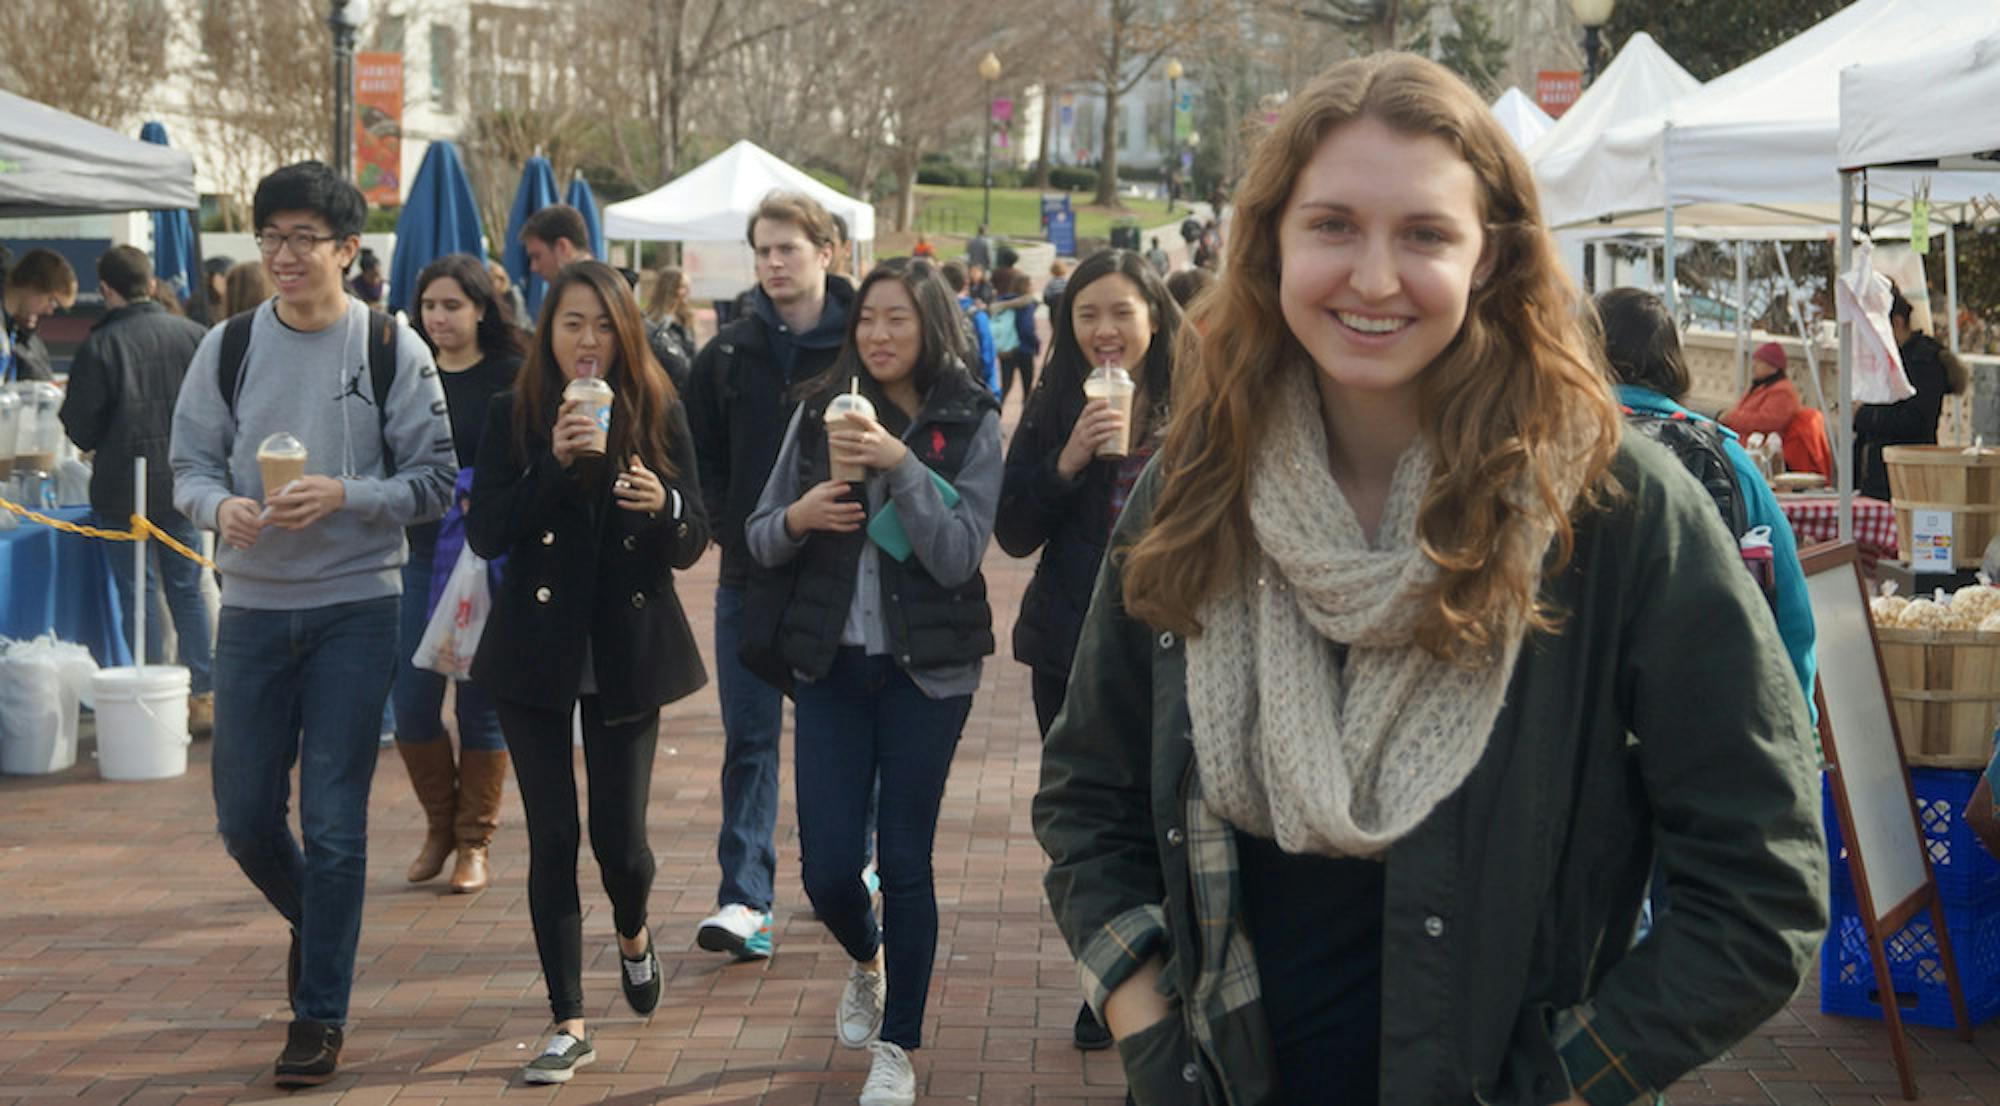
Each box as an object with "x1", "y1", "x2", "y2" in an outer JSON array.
[
  {"x1": 1875, "y1": 625, "x2": 2000, "y2": 768},
  {"x1": 1885, "y1": 444, "x2": 2000, "y2": 570}
]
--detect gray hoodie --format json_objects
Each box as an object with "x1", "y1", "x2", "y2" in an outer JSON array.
[{"x1": 171, "y1": 297, "x2": 457, "y2": 610}]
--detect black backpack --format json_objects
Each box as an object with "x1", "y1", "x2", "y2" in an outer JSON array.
[
  {"x1": 216, "y1": 305, "x2": 399, "y2": 469},
  {"x1": 1622, "y1": 407, "x2": 1750, "y2": 539}
]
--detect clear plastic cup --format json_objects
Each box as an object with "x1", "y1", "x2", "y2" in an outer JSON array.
[
  {"x1": 824, "y1": 391, "x2": 878, "y2": 482},
  {"x1": 1083, "y1": 364, "x2": 1136, "y2": 458},
  {"x1": 257, "y1": 432, "x2": 308, "y2": 499}
]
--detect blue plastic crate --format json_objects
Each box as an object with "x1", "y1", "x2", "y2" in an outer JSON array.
[
  {"x1": 1823, "y1": 768, "x2": 2000, "y2": 904},
  {"x1": 1820, "y1": 883, "x2": 2000, "y2": 1028}
]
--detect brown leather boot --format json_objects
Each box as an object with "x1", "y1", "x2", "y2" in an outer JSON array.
[
  {"x1": 451, "y1": 748, "x2": 509, "y2": 894},
  {"x1": 397, "y1": 739, "x2": 457, "y2": 882}
]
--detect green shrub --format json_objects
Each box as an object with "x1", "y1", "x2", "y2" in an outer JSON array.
[
  {"x1": 917, "y1": 164, "x2": 967, "y2": 187},
  {"x1": 1049, "y1": 166, "x2": 1097, "y2": 192}
]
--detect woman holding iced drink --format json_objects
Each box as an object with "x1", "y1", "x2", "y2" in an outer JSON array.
[
  {"x1": 466, "y1": 260, "x2": 708, "y2": 1084},
  {"x1": 745, "y1": 258, "x2": 1000, "y2": 1106},
  {"x1": 993, "y1": 247, "x2": 1181, "y2": 1051},
  {"x1": 1033, "y1": 54, "x2": 1825, "y2": 1104}
]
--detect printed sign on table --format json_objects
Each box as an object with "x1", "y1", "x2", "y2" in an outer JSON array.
[{"x1": 1913, "y1": 507, "x2": 1955, "y2": 572}]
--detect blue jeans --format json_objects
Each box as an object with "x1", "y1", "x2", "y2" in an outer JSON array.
[
  {"x1": 104, "y1": 511, "x2": 213, "y2": 694},
  {"x1": 210, "y1": 596, "x2": 399, "y2": 1026},
  {"x1": 391, "y1": 553, "x2": 504, "y2": 750},
  {"x1": 793, "y1": 648, "x2": 969, "y2": 1050},
  {"x1": 713, "y1": 584, "x2": 783, "y2": 912}
]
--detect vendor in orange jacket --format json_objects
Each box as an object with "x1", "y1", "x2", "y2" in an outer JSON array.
[{"x1": 1721, "y1": 341, "x2": 1832, "y2": 478}]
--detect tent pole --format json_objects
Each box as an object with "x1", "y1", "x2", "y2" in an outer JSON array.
[
  {"x1": 1734, "y1": 240, "x2": 1748, "y2": 394},
  {"x1": 1663, "y1": 205, "x2": 1678, "y2": 319},
  {"x1": 1772, "y1": 240, "x2": 1825, "y2": 414},
  {"x1": 1946, "y1": 221, "x2": 1961, "y2": 355},
  {"x1": 1838, "y1": 171, "x2": 1855, "y2": 544}
]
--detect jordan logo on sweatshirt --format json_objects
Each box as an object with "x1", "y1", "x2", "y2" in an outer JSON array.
[{"x1": 334, "y1": 363, "x2": 374, "y2": 407}]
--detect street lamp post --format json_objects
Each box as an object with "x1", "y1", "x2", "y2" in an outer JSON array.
[
  {"x1": 1570, "y1": 0, "x2": 1615, "y2": 88},
  {"x1": 329, "y1": 0, "x2": 365, "y2": 183},
  {"x1": 1164, "y1": 57, "x2": 1183, "y2": 213},
  {"x1": 1570, "y1": 0, "x2": 1614, "y2": 291},
  {"x1": 979, "y1": 51, "x2": 1002, "y2": 230}
]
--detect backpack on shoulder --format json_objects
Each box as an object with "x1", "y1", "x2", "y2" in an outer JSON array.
[
  {"x1": 218, "y1": 306, "x2": 400, "y2": 469},
  {"x1": 1622, "y1": 407, "x2": 1775, "y2": 605}
]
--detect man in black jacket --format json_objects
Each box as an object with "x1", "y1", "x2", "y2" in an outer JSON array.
[
  {"x1": 58, "y1": 246, "x2": 215, "y2": 730},
  {"x1": 684, "y1": 192, "x2": 853, "y2": 962}
]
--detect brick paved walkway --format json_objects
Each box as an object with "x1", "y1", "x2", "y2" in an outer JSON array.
[{"x1": 4, "y1": 397, "x2": 2000, "y2": 1103}]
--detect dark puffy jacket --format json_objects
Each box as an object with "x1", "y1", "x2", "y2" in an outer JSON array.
[
  {"x1": 684, "y1": 276, "x2": 854, "y2": 586},
  {"x1": 58, "y1": 300, "x2": 208, "y2": 521},
  {"x1": 1854, "y1": 332, "x2": 1967, "y2": 499}
]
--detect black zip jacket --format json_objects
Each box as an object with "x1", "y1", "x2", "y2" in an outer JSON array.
[{"x1": 58, "y1": 300, "x2": 208, "y2": 522}]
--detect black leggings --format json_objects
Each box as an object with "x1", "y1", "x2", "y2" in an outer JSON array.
[
  {"x1": 1000, "y1": 350, "x2": 1036, "y2": 406},
  {"x1": 495, "y1": 695, "x2": 659, "y2": 1022}
]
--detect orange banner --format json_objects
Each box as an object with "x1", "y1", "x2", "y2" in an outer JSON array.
[{"x1": 354, "y1": 52, "x2": 404, "y2": 205}]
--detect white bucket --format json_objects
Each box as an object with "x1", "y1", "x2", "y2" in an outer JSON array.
[{"x1": 91, "y1": 665, "x2": 191, "y2": 781}]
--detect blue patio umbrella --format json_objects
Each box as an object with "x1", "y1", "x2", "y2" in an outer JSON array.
[
  {"x1": 138, "y1": 122, "x2": 197, "y2": 303},
  {"x1": 565, "y1": 174, "x2": 605, "y2": 261},
  {"x1": 388, "y1": 141, "x2": 487, "y2": 315},
  {"x1": 503, "y1": 156, "x2": 560, "y2": 320}
]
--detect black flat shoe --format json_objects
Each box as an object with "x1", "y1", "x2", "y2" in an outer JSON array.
[
  {"x1": 620, "y1": 934, "x2": 662, "y2": 1016},
  {"x1": 1073, "y1": 1000, "x2": 1113, "y2": 1051},
  {"x1": 274, "y1": 1018, "x2": 342, "y2": 1087}
]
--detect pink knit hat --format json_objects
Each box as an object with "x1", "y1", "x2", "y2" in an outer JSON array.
[{"x1": 1753, "y1": 342, "x2": 1787, "y2": 371}]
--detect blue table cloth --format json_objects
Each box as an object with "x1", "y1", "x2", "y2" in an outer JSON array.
[{"x1": 0, "y1": 506, "x2": 133, "y2": 667}]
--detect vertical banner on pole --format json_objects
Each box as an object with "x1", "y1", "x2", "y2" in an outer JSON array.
[
  {"x1": 354, "y1": 53, "x2": 405, "y2": 205},
  {"x1": 992, "y1": 96, "x2": 1014, "y2": 151},
  {"x1": 1173, "y1": 90, "x2": 1193, "y2": 143}
]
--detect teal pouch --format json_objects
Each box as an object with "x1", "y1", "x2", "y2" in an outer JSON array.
[{"x1": 867, "y1": 469, "x2": 960, "y2": 562}]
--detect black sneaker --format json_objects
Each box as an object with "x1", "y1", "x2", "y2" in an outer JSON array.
[
  {"x1": 522, "y1": 1029, "x2": 595, "y2": 1084},
  {"x1": 1073, "y1": 1001, "x2": 1113, "y2": 1051},
  {"x1": 273, "y1": 1018, "x2": 342, "y2": 1087},
  {"x1": 286, "y1": 930, "x2": 300, "y2": 1007},
  {"x1": 620, "y1": 937, "x2": 662, "y2": 1016}
]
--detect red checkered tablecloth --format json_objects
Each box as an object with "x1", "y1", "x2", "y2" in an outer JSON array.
[{"x1": 1778, "y1": 493, "x2": 1900, "y2": 566}]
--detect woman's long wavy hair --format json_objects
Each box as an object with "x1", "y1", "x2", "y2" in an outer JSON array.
[
  {"x1": 413, "y1": 253, "x2": 525, "y2": 362},
  {"x1": 512, "y1": 260, "x2": 678, "y2": 480},
  {"x1": 1033, "y1": 248, "x2": 1182, "y2": 448},
  {"x1": 1122, "y1": 53, "x2": 1620, "y2": 665}
]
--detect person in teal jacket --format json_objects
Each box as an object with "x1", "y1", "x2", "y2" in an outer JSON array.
[{"x1": 1596, "y1": 288, "x2": 1817, "y2": 715}]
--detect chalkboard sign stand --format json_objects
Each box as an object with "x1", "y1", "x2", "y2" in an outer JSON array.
[{"x1": 1803, "y1": 542, "x2": 1973, "y2": 1099}]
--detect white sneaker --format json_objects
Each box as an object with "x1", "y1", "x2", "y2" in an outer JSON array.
[
  {"x1": 837, "y1": 960, "x2": 886, "y2": 1048},
  {"x1": 696, "y1": 903, "x2": 773, "y2": 960},
  {"x1": 859, "y1": 1040, "x2": 915, "y2": 1106}
]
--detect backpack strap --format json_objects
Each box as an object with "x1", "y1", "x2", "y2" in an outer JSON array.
[{"x1": 217, "y1": 309, "x2": 256, "y2": 417}]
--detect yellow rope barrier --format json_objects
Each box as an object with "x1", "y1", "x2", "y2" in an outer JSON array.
[{"x1": 0, "y1": 497, "x2": 219, "y2": 572}]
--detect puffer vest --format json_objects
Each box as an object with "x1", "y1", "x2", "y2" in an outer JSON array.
[{"x1": 778, "y1": 372, "x2": 998, "y2": 680}]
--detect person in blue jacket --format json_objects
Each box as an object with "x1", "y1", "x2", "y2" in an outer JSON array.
[
  {"x1": 942, "y1": 261, "x2": 999, "y2": 395},
  {"x1": 1595, "y1": 287, "x2": 1816, "y2": 712}
]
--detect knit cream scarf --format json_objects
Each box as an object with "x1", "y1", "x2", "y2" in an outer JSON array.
[{"x1": 1186, "y1": 364, "x2": 1558, "y2": 859}]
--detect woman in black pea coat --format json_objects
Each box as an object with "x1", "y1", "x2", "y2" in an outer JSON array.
[{"x1": 466, "y1": 260, "x2": 708, "y2": 1085}]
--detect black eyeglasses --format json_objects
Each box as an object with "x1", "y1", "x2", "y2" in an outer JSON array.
[{"x1": 254, "y1": 231, "x2": 342, "y2": 257}]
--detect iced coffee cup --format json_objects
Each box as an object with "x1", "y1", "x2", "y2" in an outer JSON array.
[
  {"x1": 824, "y1": 381, "x2": 877, "y2": 483},
  {"x1": 563, "y1": 372, "x2": 613, "y2": 458},
  {"x1": 257, "y1": 432, "x2": 308, "y2": 499},
  {"x1": 1083, "y1": 364, "x2": 1136, "y2": 458}
]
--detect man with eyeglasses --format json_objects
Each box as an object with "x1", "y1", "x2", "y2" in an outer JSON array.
[{"x1": 170, "y1": 161, "x2": 456, "y2": 1088}]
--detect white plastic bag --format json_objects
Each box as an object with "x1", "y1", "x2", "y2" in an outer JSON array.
[
  {"x1": 411, "y1": 544, "x2": 490, "y2": 681},
  {"x1": 0, "y1": 634, "x2": 99, "y2": 774},
  {"x1": 1837, "y1": 238, "x2": 1913, "y2": 405}
]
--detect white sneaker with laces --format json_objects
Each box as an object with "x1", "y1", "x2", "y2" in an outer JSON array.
[
  {"x1": 859, "y1": 1040, "x2": 915, "y2": 1106},
  {"x1": 837, "y1": 960, "x2": 887, "y2": 1048},
  {"x1": 697, "y1": 903, "x2": 773, "y2": 960}
]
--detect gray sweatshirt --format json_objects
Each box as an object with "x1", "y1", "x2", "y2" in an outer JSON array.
[
  {"x1": 747, "y1": 405, "x2": 1002, "y2": 699},
  {"x1": 170, "y1": 297, "x2": 457, "y2": 609}
]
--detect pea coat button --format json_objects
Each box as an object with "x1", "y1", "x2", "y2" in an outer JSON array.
[
  {"x1": 677, "y1": 522, "x2": 689, "y2": 538},
  {"x1": 1423, "y1": 915, "x2": 1445, "y2": 938},
  {"x1": 1159, "y1": 631, "x2": 1177, "y2": 649},
  {"x1": 631, "y1": 592, "x2": 648, "y2": 608},
  {"x1": 1181, "y1": 1062, "x2": 1199, "y2": 1083},
  {"x1": 1165, "y1": 827, "x2": 1185, "y2": 847},
  {"x1": 534, "y1": 586, "x2": 551, "y2": 603},
  {"x1": 539, "y1": 530, "x2": 554, "y2": 546},
  {"x1": 622, "y1": 535, "x2": 638, "y2": 551}
]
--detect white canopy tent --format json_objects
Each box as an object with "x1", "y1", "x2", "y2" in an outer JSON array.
[
  {"x1": 1489, "y1": 87, "x2": 1553, "y2": 151},
  {"x1": 604, "y1": 140, "x2": 876, "y2": 243},
  {"x1": 1564, "y1": 0, "x2": 2000, "y2": 309},
  {"x1": 1831, "y1": 31, "x2": 2000, "y2": 546},
  {"x1": 1529, "y1": 31, "x2": 1699, "y2": 233}
]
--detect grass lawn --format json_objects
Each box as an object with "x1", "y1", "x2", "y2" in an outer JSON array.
[{"x1": 910, "y1": 185, "x2": 1180, "y2": 244}]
